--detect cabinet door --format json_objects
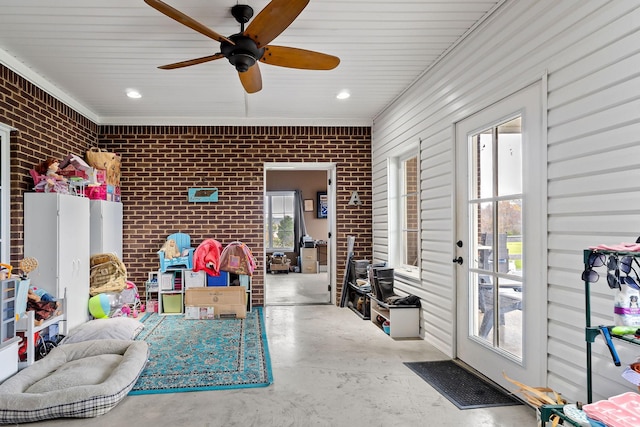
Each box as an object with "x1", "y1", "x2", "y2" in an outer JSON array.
[
  {"x1": 24, "y1": 193, "x2": 61, "y2": 297},
  {"x1": 90, "y1": 200, "x2": 123, "y2": 258},
  {"x1": 58, "y1": 195, "x2": 90, "y2": 329}
]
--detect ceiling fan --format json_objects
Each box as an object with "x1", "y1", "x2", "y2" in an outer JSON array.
[{"x1": 145, "y1": 0, "x2": 340, "y2": 94}]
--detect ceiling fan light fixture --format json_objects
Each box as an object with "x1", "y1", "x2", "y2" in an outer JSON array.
[
  {"x1": 221, "y1": 34, "x2": 265, "y2": 72},
  {"x1": 229, "y1": 53, "x2": 256, "y2": 72},
  {"x1": 336, "y1": 90, "x2": 350, "y2": 100}
]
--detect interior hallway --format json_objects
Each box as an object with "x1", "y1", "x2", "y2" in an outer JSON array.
[{"x1": 34, "y1": 303, "x2": 537, "y2": 426}]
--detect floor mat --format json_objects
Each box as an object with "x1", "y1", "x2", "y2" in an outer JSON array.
[{"x1": 404, "y1": 360, "x2": 522, "y2": 410}]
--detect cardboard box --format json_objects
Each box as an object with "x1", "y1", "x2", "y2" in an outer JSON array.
[
  {"x1": 185, "y1": 287, "x2": 246, "y2": 319},
  {"x1": 184, "y1": 306, "x2": 215, "y2": 320},
  {"x1": 270, "y1": 263, "x2": 290, "y2": 272}
]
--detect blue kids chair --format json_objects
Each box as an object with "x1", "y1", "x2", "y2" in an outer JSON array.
[{"x1": 158, "y1": 233, "x2": 195, "y2": 272}]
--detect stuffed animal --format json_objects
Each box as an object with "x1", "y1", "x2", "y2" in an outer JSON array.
[
  {"x1": 29, "y1": 286, "x2": 55, "y2": 302},
  {"x1": 27, "y1": 289, "x2": 40, "y2": 302},
  {"x1": 160, "y1": 239, "x2": 181, "y2": 260}
]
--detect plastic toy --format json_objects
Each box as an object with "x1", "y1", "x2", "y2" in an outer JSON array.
[{"x1": 88, "y1": 292, "x2": 123, "y2": 319}]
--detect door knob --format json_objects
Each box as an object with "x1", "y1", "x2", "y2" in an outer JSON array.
[{"x1": 452, "y1": 257, "x2": 463, "y2": 265}]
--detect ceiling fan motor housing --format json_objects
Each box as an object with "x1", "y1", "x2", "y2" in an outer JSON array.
[{"x1": 221, "y1": 34, "x2": 265, "y2": 72}]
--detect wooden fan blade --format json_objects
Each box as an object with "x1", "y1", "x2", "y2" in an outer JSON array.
[
  {"x1": 260, "y1": 45, "x2": 340, "y2": 70},
  {"x1": 145, "y1": 0, "x2": 234, "y2": 45},
  {"x1": 239, "y1": 64, "x2": 263, "y2": 93},
  {"x1": 158, "y1": 53, "x2": 225, "y2": 70},
  {"x1": 245, "y1": 0, "x2": 309, "y2": 48}
]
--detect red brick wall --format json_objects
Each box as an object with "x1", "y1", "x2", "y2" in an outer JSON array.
[
  {"x1": 98, "y1": 125, "x2": 373, "y2": 306},
  {"x1": 0, "y1": 65, "x2": 97, "y2": 261}
]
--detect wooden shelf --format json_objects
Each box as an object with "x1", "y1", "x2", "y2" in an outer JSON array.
[{"x1": 346, "y1": 282, "x2": 370, "y2": 319}]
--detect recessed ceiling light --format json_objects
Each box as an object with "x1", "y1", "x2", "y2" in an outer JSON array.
[
  {"x1": 336, "y1": 90, "x2": 350, "y2": 100},
  {"x1": 126, "y1": 89, "x2": 142, "y2": 99}
]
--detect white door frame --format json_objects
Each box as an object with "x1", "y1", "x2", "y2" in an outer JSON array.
[
  {"x1": 0, "y1": 123, "x2": 14, "y2": 264},
  {"x1": 264, "y1": 162, "x2": 337, "y2": 305},
  {"x1": 453, "y1": 79, "x2": 548, "y2": 390}
]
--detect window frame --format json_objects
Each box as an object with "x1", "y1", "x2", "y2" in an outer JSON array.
[
  {"x1": 0, "y1": 124, "x2": 10, "y2": 264},
  {"x1": 264, "y1": 191, "x2": 296, "y2": 252}
]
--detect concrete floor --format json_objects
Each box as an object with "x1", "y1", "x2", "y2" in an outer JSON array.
[
  {"x1": 265, "y1": 271, "x2": 331, "y2": 305},
  {"x1": 29, "y1": 277, "x2": 538, "y2": 427}
]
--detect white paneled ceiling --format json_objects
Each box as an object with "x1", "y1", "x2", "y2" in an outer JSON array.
[{"x1": 0, "y1": 0, "x2": 502, "y2": 125}]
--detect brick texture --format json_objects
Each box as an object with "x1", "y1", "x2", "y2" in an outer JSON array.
[
  {"x1": 98, "y1": 126, "x2": 373, "y2": 306},
  {"x1": 1, "y1": 64, "x2": 373, "y2": 307},
  {"x1": 0, "y1": 65, "x2": 97, "y2": 262}
]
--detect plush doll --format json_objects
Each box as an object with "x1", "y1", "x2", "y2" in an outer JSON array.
[
  {"x1": 34, "y1": 158, "x2": 69, "y2": 194},
  {"x1": 29, "y1": 285, "x2": 55, "y2": 302},
  {"x1": 26, "y1": 290, "x2": 60, "y2": 326},
  {"x1": 160, "y1": 239, "x2": 181, "y2": 260},
  {"x1": 27, "y1": 289, "x2": 40, "y2": 303}
]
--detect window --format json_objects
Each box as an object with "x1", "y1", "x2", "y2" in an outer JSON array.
[
  {"x1": 389, "y1": 148, "x2": 420, "y2": 278},
  {"x1": 401, "y1": 155, "x2": 420, "y2": 271},
  {"x1": 264, "y1": 191, "x2": 295, "y2": 251}
]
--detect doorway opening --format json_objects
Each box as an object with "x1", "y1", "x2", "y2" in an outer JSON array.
[{"x1": 264, "y1": 163, "x2": 336, "y2": 305}]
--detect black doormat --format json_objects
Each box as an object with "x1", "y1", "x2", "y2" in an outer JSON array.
[{"x1": 404, "y1": 360, "x2": 522, "y2": 410}]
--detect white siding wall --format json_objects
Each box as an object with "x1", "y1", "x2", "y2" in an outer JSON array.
[{"x1": 372, "y1": 0, "x2": 640, "y2": 403}]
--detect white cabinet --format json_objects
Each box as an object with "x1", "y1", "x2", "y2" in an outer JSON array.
[
  {"x1": 24, "y1": 193, "x2": 90, "y2": 330},
  {"x1": 89, "y1": 200, "x2": 123, "y2": 258},
  {"x1": 370, "y1": 297, "x2": 420, "y2": 338}
]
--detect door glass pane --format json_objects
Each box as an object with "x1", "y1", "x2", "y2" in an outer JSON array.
[
  {"x1": 470, "y1": 272, "x2": 485, "y2": 338},
  {"x1": 497, "y1": 280, "x2": 523, "y2": 357},
  {"x1": 499, "y1": 199, "x2": 522, "y2": 276},
  {"x1": 472, "y1": 130, "x2": 494, "y2": 199},
  {"x1": 476, "y1": 272, "x2": 495, "y2": 344},
  {"x1": 473, "y1": 202, "x2": 493, "y2": 271},
  {"x1": 498, "y1": 117, "x2": 522, "y2": 196}
]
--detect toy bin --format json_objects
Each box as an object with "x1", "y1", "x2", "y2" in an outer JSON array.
[
  {"x1": 162, "y1": 294, "x2": 182, "y2": 313},
  {"x1": 207, "y1": 271, "x2": 229, "y2": 287}
]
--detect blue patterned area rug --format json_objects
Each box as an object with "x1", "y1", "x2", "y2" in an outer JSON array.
[{"x1": 129, "y1": 307, "x2": 272, "y2": 395}]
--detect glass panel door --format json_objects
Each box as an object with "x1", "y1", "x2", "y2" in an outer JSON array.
[{"x1": 455, "y1": 82, "x2": 545, "y2": 391}]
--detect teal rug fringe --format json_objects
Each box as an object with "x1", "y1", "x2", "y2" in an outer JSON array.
[{"x1": 129, "y1": 307, "x2": 272, "y2": 395}]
